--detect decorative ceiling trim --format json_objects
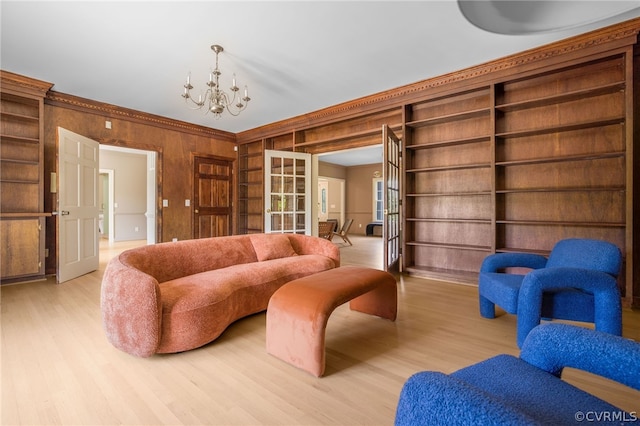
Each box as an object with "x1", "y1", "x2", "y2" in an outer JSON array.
[
  {"x1": 45, "y1": 91, "x2": 236, "y2": 143},
  {"x1": 0, "y1": 70, "x2": 53, "y2": 97}
]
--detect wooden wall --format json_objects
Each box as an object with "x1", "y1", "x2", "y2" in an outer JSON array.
[{"x1": 42, "y1": 92, "x2": 236, "y2": 274}]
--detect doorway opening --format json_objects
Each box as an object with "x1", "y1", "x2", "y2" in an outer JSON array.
[
  {"x1": 316, "y1": 144, "x2": 382, "y2": 232},
  {"x1": 98, "y1": 145, "x2": 157, "y2": 245}
]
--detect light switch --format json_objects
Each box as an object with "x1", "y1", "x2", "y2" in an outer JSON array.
[
  {"x1": 185, "y1": 199, "x2": 190, "y2": 206},
  {"x1": 163, "y1": 199, "x2": 169, "y2": 207}
]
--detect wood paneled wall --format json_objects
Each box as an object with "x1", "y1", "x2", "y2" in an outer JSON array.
[{"x1": 42, "y1": 92, "x2": 236, "y2": 274}]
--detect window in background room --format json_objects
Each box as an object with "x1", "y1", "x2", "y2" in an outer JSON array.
[{"x1": 373, "y1": 178, "x2": 383, "y2": 221}]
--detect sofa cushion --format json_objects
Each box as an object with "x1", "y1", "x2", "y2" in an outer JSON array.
[{"x1": 250, "y1": 233, "x2": 298, "y2": 261}]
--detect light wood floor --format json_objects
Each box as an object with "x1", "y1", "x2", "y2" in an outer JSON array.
[{"x1": 2, "y1": 235, "x2": 639, "y2": 425}]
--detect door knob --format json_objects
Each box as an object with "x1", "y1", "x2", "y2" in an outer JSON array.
[{"x1": 195, "y1": 209, "x2": 199, "y2": 214}]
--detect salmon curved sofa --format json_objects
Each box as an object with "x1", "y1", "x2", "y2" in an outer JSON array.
[{"x1": 100, "y1": 233, "x2": 340, "y2": 357}]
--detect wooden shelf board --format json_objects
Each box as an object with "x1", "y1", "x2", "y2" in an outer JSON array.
[
  {"x1": 0, "y1": 213, "x2": 50, "y2": 218},
  {"x1": 406, "y1": 218, "x2": 491, "y2": 224},
  {"x1": 1, "y1": 111, "x2": 39, "y2": 121},
  {"x1": 495, "y1": 247, "x2": 550, "y2": 256},
  {"x1": 406, "y1": 108, "x2": 490, "y2": 128},
  {"x1": 496, "y1": 220, "x2": 625, "y2": 227},
  {"x1": 496, "y1": 151, "x2": 624, "y2": 166},
  {"x1": 0, "y1": 134, "x2": 40, "y2": 144},
  {"x1": 407, "y1": 163, "x2": 491, "y2": 173},
  {"x1": 406, "y1": 241, "x2": 492, "y2": 251},
  {"x1": 495, "y1": 117, "x2": 624, "y2": 139},
  {"x1": 406, "y1": 192, "x2": 491, "y2": 197},
  {"x1": 295, "y1": 124, "x2": 402, "y2": 147},
  {"x1": 496, "y1": 186, "x2": 625, "y2": 194},
  {"x1": 0, "y1": 179, "x2": 40, "y2": 185},
  {"x1": 406, "y1": 135, "x2": 492, "y2": 150},
  {"x1": 0, "y1": 158, "x2": 39, "y2": 166},
  {"x1": 495, "y1": 81, "x2": 625, "y2": 112}
]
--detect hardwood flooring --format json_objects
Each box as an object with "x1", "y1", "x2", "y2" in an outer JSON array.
[{"x1": 2, "y1": 235, "x2": 639, "y2": 425}]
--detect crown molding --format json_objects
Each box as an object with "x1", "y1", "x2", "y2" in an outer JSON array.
[
  {"x1": 45, "y1": 91, "x2": 236, "y2": 143},
  {"x1": 0, "y1": 70, "x2": 53, "y2": 98}
]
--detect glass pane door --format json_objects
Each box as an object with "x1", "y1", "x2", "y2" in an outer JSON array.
[
  {"x1": 383, "y1": 125, "x2": 401, "y2": 272},
  {"x1": 264, "y1": 150, "x2": 311, "y2": 234}
]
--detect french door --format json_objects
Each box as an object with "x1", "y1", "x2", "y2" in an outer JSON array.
[
  {"x1": 383, "y1": 125, "x2": 401, "y2": 273},
  {"x1": 264, "y1": 150, "x2": 311, "y2": 234}
]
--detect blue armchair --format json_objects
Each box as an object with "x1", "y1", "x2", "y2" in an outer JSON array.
[
  {"x1": 395, "y1": 323, "x2": 640, "y2": 426},
  {"x1": 478, "y1": 238, "x2": 622, "y2": 347}
]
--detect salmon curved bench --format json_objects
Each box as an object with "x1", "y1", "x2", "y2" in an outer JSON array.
[{"x1": 266, "y1": 266, "x2": 397, "y2": 376}]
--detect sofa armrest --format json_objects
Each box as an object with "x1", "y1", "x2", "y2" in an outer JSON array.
[
  {"x1": 480, "y1": 252, "x2": 548, "y2": 273},
  {"x1": 287, "y1": 234, "x2": 340, "y2": 267},
  {"x1": 395, "y1": 371, "x2": 537, "y2": 426},
  {"x1": 100, "y1": 256, "x2": 162, "y2": 357},
  {"x1": 520, "y1": 323, "x2": 640, "y2": 391}
]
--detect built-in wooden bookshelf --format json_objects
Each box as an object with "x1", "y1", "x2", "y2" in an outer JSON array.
[
  {"x1": 403, "y1": 87, "x2": 494, "y2": 282},
  {"x1": 237, "y1": 141, "x2": 264, "y2": 234},
  {"x1": 0, "y1": 71, "x2": 53, "y2": 282}
]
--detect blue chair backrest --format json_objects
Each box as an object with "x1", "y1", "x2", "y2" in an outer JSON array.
[{"x1": 546, "y1": 239, "x2": 622, "y2": 277}]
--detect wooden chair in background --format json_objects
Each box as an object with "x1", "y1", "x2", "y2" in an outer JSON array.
[
  {"x1": 330, "y1": 219, "x2": 354, "y2": 246},
  {"x1": 318, "y1": 221, "x2": 334, "y2": 240}
]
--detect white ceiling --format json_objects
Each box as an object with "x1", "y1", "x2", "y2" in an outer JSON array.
[
  {"x1": 318, "y1": 145, "x2": 383, "y2": 167},
  {"x1": 2, "y1": 1, "x2": 639, "y2": 165}
]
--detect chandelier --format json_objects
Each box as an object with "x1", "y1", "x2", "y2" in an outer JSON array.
[{"x1": 181, "y1": 44, "x2": 250, "y2": 117}]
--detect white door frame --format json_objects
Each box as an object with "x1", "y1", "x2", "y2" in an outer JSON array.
[
  {"x1": 99, "y1": 169, "x2": 115, "y2": 243},
  {"x1": 99, "y1": 145, "x2": 157, "y2": 245}
]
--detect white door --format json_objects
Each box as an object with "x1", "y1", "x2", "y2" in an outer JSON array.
[
  {"x1": 264, "y1": 150, "x2": 311, "y2": 234},
  {"x1": 57, "y1": 128, "x2": 100, "y2": 283}
]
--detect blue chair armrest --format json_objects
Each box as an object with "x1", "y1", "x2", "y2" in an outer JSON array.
[
  {"x1": 480, "y1": 252, "x2": 548, "y2": 273},
  {"x1": 395, "y1": 371, "x2": 538, "y2": 426},
  {"x1": 520, "y1": 323, "x2": 640, "y2": 391},
  {"x1": 516, "y1": 267, "x2": 622, "y2": 347}
]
